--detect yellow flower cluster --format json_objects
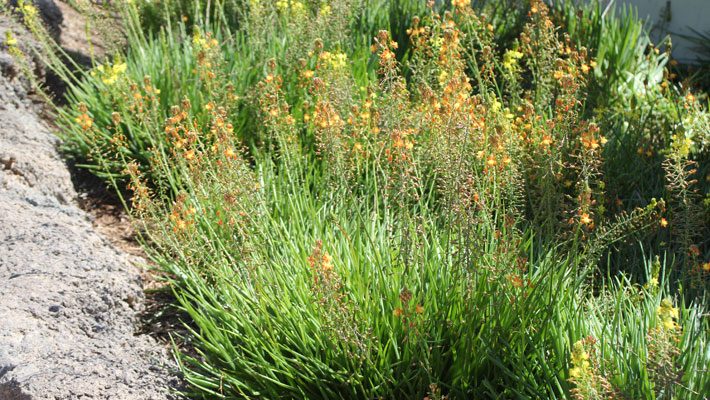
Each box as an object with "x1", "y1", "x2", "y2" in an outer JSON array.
[
  {"x1": 502, "y1": 49, "x2": 523, "y2": 72},
  {"x1": 568, "y1": 340, "x2": 591, "y2": 381},
  {"x1": 670, "y1": 134, "x2": 693, "y2": 158},
  {"x1": 5, "y1": 31, "x2": 17, "y2": 47},
  {"x1": 656, "y1": 298, "x2": 679, "y2": 331},
  {"x1": 567, "y1": 336, "x2": 615, "y2": 398},
  {"x1": 17, "y1": 0, "x2": 39, "y2": 28},
  {"x1": 91, "y1": 62, "x2": 128, "y2": 85},
  {"x1": 319, "y1": 51, "x2": 348, "y2": 70},
  {"x1": 192, "y1": 31, "x2": 219, "y2": 50},
  {"x1": 4, "y1": 31, "x2": 24, "y2": 63},
  {"x1": 276, "y1": 0, "x2": 306, "y2": 18},
  {"x1": 319, "y1": 2, "x2": 332, "y2": 17}
]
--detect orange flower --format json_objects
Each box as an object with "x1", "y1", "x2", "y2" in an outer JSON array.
[
  {"x1": 580, "y1": 213, "x2": 592, "y2": 225},
  {"x1": 689, "y1": 245, "x2": 700, "y2": 257},
  {"x1": 75, "y1": 113, "x2": 93, "y2": 130},
  {"x1": 321, "y1": 252, "x2": 334, "y2": 271},
  {"x1": 660, "y1": 218, "x2": 668, "y2": 228},
  {"x1": 173, "y1": 219, "x2": 187, "y2": 232},
  {"x1": 224, "y1": 147, "x2": 236, "y2": 159},
  {"x1": 452, "y1": 0, "x2": 470, "y2": 10}
]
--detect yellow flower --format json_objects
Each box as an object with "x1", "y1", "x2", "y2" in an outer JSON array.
[
  {"x1": 114, "y1": 62, "x2": 127, "y2": 75},
  {"x1": 19, "y1": 1, "x2": 39, "y2": 25},
  {"x1": 5, "y1": 31, "x2": 17, "y2": 47},
  {"x1": 502, "y1": 49, "x2": 523, "y2": 71},
  {"x1": 438, "y1": 70, "x2": 449, "y2": 85},
  {"x1": 486, "y1": 155, "x2": 497, "y2": 167},
  {"x1": 569, "y1": 340, "x2": 591, "y2": 380},
  {"x1": 320, "y1": 51, "x2": 348, "y2": 70},
  {"x1": 277, "y1": 0, "x2": 306, "y2": 18},
  {"x1": 568, "y1": 367, "x2": 582, "y2": 380},
  {"x1": 490, "y1": 99, "x2": 502, "y2": 112},
  {"x1": 670, "y1": 134, "x2": 692, "y2": 158},
  {"x1": 192, "y1": 31, "x2": 207, "y2": 47},
  {"x1": 656, "y1": 298, "x2": 679, "y2": 331},
  {"x1": 92, "y1": 62, "x2": 128, "y2": 85}
]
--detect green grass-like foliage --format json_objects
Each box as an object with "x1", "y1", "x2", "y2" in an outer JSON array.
[{"x1": 12, "y1": 0, "x2": 708, "y2": 398}]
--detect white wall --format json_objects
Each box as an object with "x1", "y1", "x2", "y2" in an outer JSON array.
[{"x1": 617, "y1": 0, "x2": 710, "y2": 63}]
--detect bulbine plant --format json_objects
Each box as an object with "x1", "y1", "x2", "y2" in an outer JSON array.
[{"x1": 11, "y1": 0, "x2": 708, "y2": 398}]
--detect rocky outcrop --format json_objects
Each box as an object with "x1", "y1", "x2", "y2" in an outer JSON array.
[{"x1": 0, "y1": 12, "x2": 179, "y2": 400}]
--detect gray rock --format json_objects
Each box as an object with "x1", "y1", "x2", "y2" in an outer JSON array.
[
  {"x1": 6, "y1": 0, "x2": 63, "y2": 40},
  {"x1": 0, "y1": 15, "x2": 179, "y2": 400}
]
